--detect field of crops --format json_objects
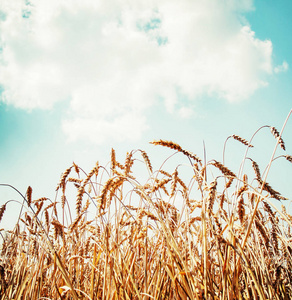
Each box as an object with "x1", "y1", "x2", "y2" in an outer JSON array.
[{"x1": 1, "y1": 125, "x2": 292, "y2": 299}]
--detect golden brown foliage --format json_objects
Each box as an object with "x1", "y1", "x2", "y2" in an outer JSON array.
[{"x1": 0, "y1": 125, "x2": 292, "y2": 299}]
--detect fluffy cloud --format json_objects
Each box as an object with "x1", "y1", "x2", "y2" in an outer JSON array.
[
  {"x1": 0, "y1": 0, "x2": 284, "y2": 143},
  {"x1": 274, "y1": 61, "x2": 288, "y2": 74}
]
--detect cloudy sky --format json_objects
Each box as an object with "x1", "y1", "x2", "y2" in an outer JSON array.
[{"x1": 0, "y1": 0, "x2": 292, "y2": 228}]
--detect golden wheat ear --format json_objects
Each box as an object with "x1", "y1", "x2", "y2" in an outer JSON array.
[
  {"x1": 211, "y1": 160, "x2": 236, "y2": 178},
  {"x1": 231, "y1": 134, "x2": 254, "y2": 147},
  {"x1": 270, "y1": 126, "x2": 286, "y2": 150},
  {"x1": 140, "y1": 150, "x2": 153, "y2": 173},
  {"x1": 150, "y1": 139, "x2": 202, "y2": 163},
  {"x1": 249, "y1": 159, "x2": 262, "y2": 182},
  {"x1": 0, "y1": 204, "x2": 6, "y2": 223},
  {"x1": 56, "y1": 166, "x2": 72, "y2": 192},
  {"x1": 26, "y1": 186, "x2": 32, "y2": 207}
]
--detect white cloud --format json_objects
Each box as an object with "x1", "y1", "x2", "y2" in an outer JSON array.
[
  {"x1": 178, "y1": 106, "x2": 193, "y2": 119},
  {"x1": 274, "y1": 61, "x2": 289, "y2": 74},
  {"x1": 0, "y1": 0, "x2": 280, "y2": 143}
]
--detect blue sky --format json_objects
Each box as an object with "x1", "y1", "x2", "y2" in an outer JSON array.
[{"x1": 0, "y1": 0, "x2": 292, "y2": 229}]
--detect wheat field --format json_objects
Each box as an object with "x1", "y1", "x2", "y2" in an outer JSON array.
[{"x1": 0, "y1": 123, "x2": 292, "y2": 299}]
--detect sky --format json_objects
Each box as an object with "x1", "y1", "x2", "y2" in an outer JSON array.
[{"x1": 0, "y1": 0, "x2": 292, "y2": 229}]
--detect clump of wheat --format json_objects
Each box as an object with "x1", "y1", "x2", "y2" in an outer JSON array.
[{"x1": 0, "y1": 121, "x2": 292, "y2": 299}]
